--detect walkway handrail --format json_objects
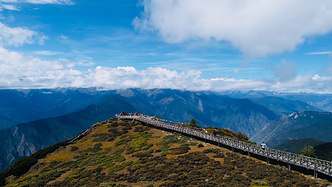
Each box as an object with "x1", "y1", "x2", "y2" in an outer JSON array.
[{"x1": 116, "y1": 114, "x2": 332, "y2": 178}]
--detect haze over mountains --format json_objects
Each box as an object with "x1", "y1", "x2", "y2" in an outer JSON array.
[
  {"x1": 220, "y1": 90, "x2": 332, "y2": 112},
  {"x1": 0, "y1": 88, "x2": 331, "y2": 171},
  {"x1": 0, "y1": 88, "x2": 111, "y2": 130}
]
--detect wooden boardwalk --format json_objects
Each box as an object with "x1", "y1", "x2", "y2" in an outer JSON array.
[{"x1": 116, "y1": 114, "x2": 332, "y2": 180}]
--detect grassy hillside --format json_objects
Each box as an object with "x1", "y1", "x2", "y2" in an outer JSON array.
[{"x1": 2, "y1": 119, "x2": 330, "y2": 186}]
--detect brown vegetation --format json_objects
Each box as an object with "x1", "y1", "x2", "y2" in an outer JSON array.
[{"x1": 3, "y1": 119, "x2": 330, "y2": 187}]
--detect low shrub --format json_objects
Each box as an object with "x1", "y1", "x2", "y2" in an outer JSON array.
[
  {"x1": 169, "y1": 144, "x2": 191, "y2": 155},
  {"x1": 85, "y1": 143, "x2": 103, "y2": 152},
  {"x1": 108, "y1": 161, "x2": 133, "y2": 173},
  {"x1": 132, "y1": 152, "x2": 153, "y2": 158},
  {"x1": 71, "y1": 146, "x2": 79, "y2": 152},
  {"x1": 134, "y1": 126, "x2": 149, "y2": 133},
  {"x1": 115, "y1": 138, "x2": 131, "y2": 147}
]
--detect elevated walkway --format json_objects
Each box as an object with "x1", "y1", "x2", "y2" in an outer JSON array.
[{"x1": 116, "y1": 113, "x2": 332, "y2": 181}]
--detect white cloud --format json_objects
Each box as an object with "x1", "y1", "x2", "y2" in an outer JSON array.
[
  {"x1": 306, "y1": 51, "x2": 332, "y2": 55},
  {"x1": 24, "y1": 0, "x2": 73, "y2": 5},
  {"x1": 32, "y1": 50, "x2": 63, "y2": 56},
  {"x1": 210, "y1": 77, "x2": 269, "y2": 91},
  {"x1": 64, "y1": 59, "x2": 94, "y2": 68},
  {"x1": 134, "y1": 0, "x2": 332, "y2": 58},
  {"x1": 58, "y1": 34, "x2": 68, "y2": 40},
  {"x1": 0, "y1": 47, "x2": 86, "y2": 88},
  {"x1": 0, "y1": 22, "x2": 46, "y2": 46},
  {"x1": 0, "y1": 3, "x2": 19, "y2": 11},
  {"x1": 1, "y1": 47, "x2": 332, "y2": 93},
  {"x1": 0, "y1": 0, "x2": 72, "y2": 48},
  {"x1": 76, "y1": 61, "x2": 95, "y2": 67},
  {"x1": 0, "y1": 0, "x2": 73, "y2": 12},
  {"x1": 83, "y1": 66, "x2": 332, "y2": 93},
  {"x1": 0, "y1": 0, "x2": 17, "y2": 3},
  {"x1": 270, "y1": 75, "x2": 332, "y2": 93}
]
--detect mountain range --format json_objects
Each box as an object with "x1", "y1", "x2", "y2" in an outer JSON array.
[
  {"x1": 0, "y1": 88, "x2": 331, "y2": 171},
  {"x1": 116, "y1": 89, "x2": 281, "y2": 137},
  {"x1": 219, "y1": 90, "x2": 332, "y2": 112},
  {"x1": 0, "y1": 88, "x2": 111, "y2": 130},
  {"x1": 251, "y1": 111, "x2": 332, "y2": 147}
]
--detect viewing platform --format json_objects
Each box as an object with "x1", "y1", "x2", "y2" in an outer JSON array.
[{"x1": 116, "y1": 113, "x2": 332, "y2": 181}]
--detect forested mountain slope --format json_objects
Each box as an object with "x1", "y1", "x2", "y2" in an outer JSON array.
[
  {"x1": 0, "y1": 89, "x2": 109, "y2": 130},
  {"x1": 0, "y1": 95, "x2": 136, "y2": 171},
  {"x1": 249, "y1": 96, "x2": 320, "y2": 116},
  {"x1": 251, "y1": 111, "x2": 332, "y2": 147}
]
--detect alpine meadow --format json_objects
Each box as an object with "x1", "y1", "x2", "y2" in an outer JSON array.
[{"x1": 1, "y1": 0, "x2": 332, "y2": 186}]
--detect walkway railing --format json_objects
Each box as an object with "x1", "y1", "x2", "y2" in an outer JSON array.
[{"x1": 116, "y1": 114, "x2": 332, "y2": 178}]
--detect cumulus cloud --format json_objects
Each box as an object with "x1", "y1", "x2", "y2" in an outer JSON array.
[
  {"x1": 0, "y1": 0, "x2": 53, "y2": 47},
  {"x1": 73, "y1": 67, "x2": 332, "y2": 93},
  {"x1": 270, "y1": 75, "x2": 332, "y2": 93},
  {"x1": 0, "y1": 22, "x2": 46, "y2": 46},
  {"x1": 85, "y1": 66, "x2": 201, "y2": 90},
  {"x1": 0, "y1": 47, "x2": 85, "y2": 88},
  {"x1": 134, "y1": 0, "x2": 332, "y2": 58},
  {"x1": 1, "y1": 46, "x2": 332, "y2": 93}
]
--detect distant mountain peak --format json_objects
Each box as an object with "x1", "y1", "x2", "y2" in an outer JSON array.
[
  {"x1": 252, "y1": 111, "x2": 332, "y2": 147},
  {"x1": 115, "y1": 89, "x2": 135, "y2": 97}
]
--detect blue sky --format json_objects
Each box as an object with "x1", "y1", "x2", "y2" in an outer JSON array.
[{"x1": 1, "y1": 0, "x2": 332, "y2": 92}]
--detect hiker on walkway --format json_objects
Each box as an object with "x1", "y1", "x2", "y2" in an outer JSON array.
[{"x1": 261, "y1": 142, "x2": 267, "y2": 150}]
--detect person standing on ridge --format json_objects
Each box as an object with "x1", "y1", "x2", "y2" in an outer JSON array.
[{"x1": 261, "y1": 142, "x2": 267, "y2": 150}]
